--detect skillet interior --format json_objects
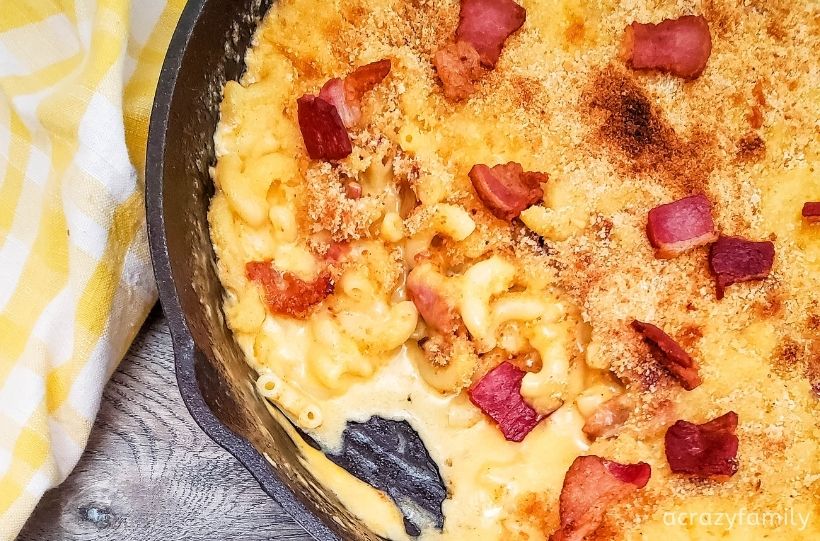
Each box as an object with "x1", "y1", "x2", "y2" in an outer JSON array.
[{"x1": 145, "y1": 1, "x2": 383, "y2": 539}]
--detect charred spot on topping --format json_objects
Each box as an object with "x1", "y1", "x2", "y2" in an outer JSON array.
[
  {"x1": 591, "y1": 72, "x2": 662, "y2": 156},
  {"x1": 779, "y1": 339, "x2": 802, "y2": 366},
  {"x1": 701, "y1": 0, "x2": 739, "y2": 37},
  {"x1": 585, "y1": 68, "x2": 714, "y2": 193},
  {"x1": 772, "y1": 337, "x2": 820, "y2": 398},
  {"x1": 507, "y1": 76, "x2": 551, "y2": 123},
  {"x1": 677, "y1": 324, "x2": 704, "y2": 349},
  {"x1": 340, "y1": 3, "x2": 368, "y2": 27},
  {"x1": 811, "y1": 373, "x2": 820, "y2": 398},
  {"x1": 564, "y1": 17, "x2": 585, "y2": 47},
  {"x1": 736, "y1": 133, "x2": 766, "y2": 162},
  {"x1": 751, "y1": 1, "x2": 792, "y2": 41},
  {"x1": 753, "y1": 290, "x2": 783, "y2": 318}
]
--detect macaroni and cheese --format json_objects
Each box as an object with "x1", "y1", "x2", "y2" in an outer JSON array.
[{"x1": 208, "y1": 0, "x2": 819, "y2": 539}]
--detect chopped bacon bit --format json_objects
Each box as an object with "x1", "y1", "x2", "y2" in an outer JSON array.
[
  {"x1": 468, "y1": 362, "x2": 543, "y2": 442},
  {"x1": 318, "y1": 60, "x2": 392, "y2": 128},
  {"x1": 345, "y1": 59, "x2": 392, "y2": 101},
  {"x1": 456, "y1": 0, "x2": 527, "y2": 68},
  {"x1": 344, "y1": 181, "x2": 363, "y2": 199},
  {"x1": 406, "y1": 271, "x2": 461, "y2": 335},
  {"x1": 631, "y1": 320, "x2": 702, "y2": 390},
  {"x1": 296, "y1": 95, "x2": 352, "y2": 160},
  {"x1": 246, "y1": 261, "x2": 334, "y2": 318},
  {"x1": 433, "y1": 41, "x2": 484, "y2": 101},
  {"x1": 582, "y1": 395, "x2": 633, "y2": 440},
  {"x1": 324, "y1": 241, "x2": 351, "y2": 263},
  {"x1": 620, "y1": 15, "x2": 712, "y2": 79},
  {"x1": 802, "y1": 202, "x2": 820, "y2": 223},
  {"x1": 604, "y1": 460, "x2": 652, "y2": 486},
  {"x1": 318, "y1": 78, "x2": 356, "y2": 127},
  {"x1": 469, "y1": 162, "x2": 546, "y2": 221},
  {"x1": 709, "y1": 235, "x2": 775, "y2": 299},
  {"x1": 665, "y1": 412, "x2": 739, "y2": 479},
  {"x1": 551, "y1": 455, "x2": 651, "y2": 541},
  {"x1": 646, "y1": 194, "x2": 718, "y2": 258}
]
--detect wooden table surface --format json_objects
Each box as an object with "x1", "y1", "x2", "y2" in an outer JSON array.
[{"x1": 16, "y1": 306, "x2": 313, "y2": 541}]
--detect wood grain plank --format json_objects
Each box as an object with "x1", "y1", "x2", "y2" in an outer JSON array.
[{"x1": 16, "y1": 307, "x2": 312, "y2": 541}]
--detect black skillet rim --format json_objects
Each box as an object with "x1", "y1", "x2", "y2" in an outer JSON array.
[{"x1": 144, "y1": 1, "x2": 340, "y2": 539}]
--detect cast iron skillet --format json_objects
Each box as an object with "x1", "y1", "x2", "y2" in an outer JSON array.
[
  {"x1": 145, "y1": 1, "x2": 444, "y2": 539},
  {"x1": 145, "y1": 0, "x2": 359, "y2": 539}
]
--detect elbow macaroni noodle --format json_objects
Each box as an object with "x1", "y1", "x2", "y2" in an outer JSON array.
[
  {"x1": 459, "y1": 256, "x2": 517, "y2": 352},
  {"x1": 256, "y1": 371, "x2": 323, "y2": 429}
]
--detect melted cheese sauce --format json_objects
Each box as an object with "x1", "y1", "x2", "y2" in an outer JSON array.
[
  {"x1": 305, "y1": 345, "x2": 588, "y2": 539},
  {"x1": 209, "y1": 0, "x2": 820, "y2": 539}
]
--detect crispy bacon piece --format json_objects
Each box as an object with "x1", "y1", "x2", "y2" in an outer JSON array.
[
  {"x1": 345, "y1": 59, "x2": 392, "y2": 100},
  {"x1": 316, "y1": 78, "x2": 354, "y2": 127},
  {"x1": 406, "y1": 270, "x2": 461, "y2": 335},
  {"x1": 468, "y1": 362, "x2": 543, "y2": 441},
  {"x1": 344, "y1": 180, "x2": 363, "y2": 199},
  {"x1": 319, "y1": 59, "x2": 392, "y2": 128},
  {"x1": 665, "y1": 412, "x2": 739, "y2": 479},
  {"x1": 551, "y1": 456, "x2": 651, "y2": 541},
  {"x1": 296, "y1": 95, "x2": 352, "y2": 160},
  {"x1": 246, "y1": 261, "x2": 334, "y2": 318},
  {"x1": 582, "y1": 395, "x2": 633, "y2": 440},
  {"x1": 469, "y1": 162, "x2": 545, "y2": 221},
  {"x1": 456, "y1": 0, "x2": 527, "y2": 68},
  {"x1": 620, "y1": 15, "x2": 712, "y2": 79},
  {"x1": 432, "y1": 0, "x2": 524, "y2": 100},
  {"x1": 708, "y1": 235, "x2": 775, "y2": 299},
  {"x1": 631, "y1": 320, "x2": 702, "y2": 390},
  {"x1": 298, "y1": 59, "x2": 391, "y2": 158},
  {"x1": 802, "y1": 202, "x2": 820, "y2": 223},
  {"x1": 433, "y1": 41, "x2": 484, "y2": 101},
  {"x1": 324, "y1": 241, "x2": 351, "y2": 263},
  {"x1": 646, "y1": 194, "x2": 718, "y2": 258}
]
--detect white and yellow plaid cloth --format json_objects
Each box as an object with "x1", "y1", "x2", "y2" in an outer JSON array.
[{"x1": 0, "y1": 1, "x2": 184, "y2": 538}]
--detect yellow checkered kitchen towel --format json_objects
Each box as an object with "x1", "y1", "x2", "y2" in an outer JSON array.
[{"x1": 0, "y1": 1, "x2": 184, "y2": 537}]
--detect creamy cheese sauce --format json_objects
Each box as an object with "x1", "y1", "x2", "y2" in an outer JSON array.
[{"x1": 302, "y1": 345, "x2": 588, "y2": 539}]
